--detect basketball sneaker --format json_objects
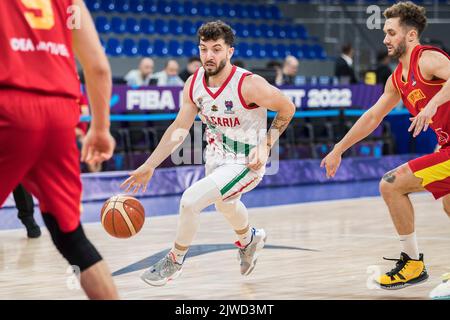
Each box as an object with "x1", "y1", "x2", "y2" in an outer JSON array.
[
  {"x1": 235, "y1": 228, "x2": 267, "y2": 276},
  {"x1": 376, "y1": 252, "x2": 429, "y2": 290},
  {"x1": 19, "y1": 216, "x2": 41, "y2": 239},
  {"x1": 140, "y1": 252, "x2": 183, "y2": 287},
  {"x1": 429, "y1": 273, "x2": 450, "y2": 300}
]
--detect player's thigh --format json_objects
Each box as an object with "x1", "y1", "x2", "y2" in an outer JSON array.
[
  {"x1": 380, "y1": 163, "x2": 425, "y2": 194},
  {"x1": 0, "y1": 127, "x2": 42, "y2": 207},
  {"x1": 23, "y1": 126, "x2": 81, "y2": 233},
  {"x1": 408, "y1": 150, "x2": 450, "y2": 199},
  {"x1": 209, "y1": 164, "x2": 262, "y2": 202}
]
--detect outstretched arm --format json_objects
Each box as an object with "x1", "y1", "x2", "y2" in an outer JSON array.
[
  {"x1": 142, "y1": 77, "x2": 198, "y2": 169},
  {"x1": 121, "y1": 76, "x2": 198, "y2": 193},
  {"x1": 321, "y1": 75, "x2": 401, "y2": 178},
  {"x1": 240, "y1": 74, "x2": 296, "y2": 170}
]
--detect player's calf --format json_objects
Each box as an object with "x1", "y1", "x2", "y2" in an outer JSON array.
[
  {"x1": 443, "y1": 196, "x2": 450, "y2": 218},
  {"x1": 43, "y1": 213, "x2": 118, "y2": 299},
  {"x1": 43, "y1": 214, "x2": 102, "y2": 271}
]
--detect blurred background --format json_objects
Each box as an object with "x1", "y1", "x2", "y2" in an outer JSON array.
[{"x1": 76, "y1": 0, "x2": 450, "y2": 174}]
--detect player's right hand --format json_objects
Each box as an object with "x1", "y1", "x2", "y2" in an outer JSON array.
[
  {"x1": 320, "y1": 149, "x2": 342, "y2": 179},
  {"x1": 120, "y1": 164, "x2": 155, "y2": 194},
  {"x1": 81, "y1": 129, "x2": 115, "y2": 165}
]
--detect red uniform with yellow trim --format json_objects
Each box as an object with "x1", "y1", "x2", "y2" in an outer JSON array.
[
  {"x1": 392, "y1": 45, "x2": 450, "y2": 199},
  {"x1": 0, "y1": 0, "x2": 82, "y2": 232}
]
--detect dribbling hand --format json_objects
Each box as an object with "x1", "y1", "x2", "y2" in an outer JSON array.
[
  {"x1": 120, "y1": 164, "x2": 155, "y2": 194},
  {"x1": 320, "y1": 149, "x2": 342, "y2": 179}
]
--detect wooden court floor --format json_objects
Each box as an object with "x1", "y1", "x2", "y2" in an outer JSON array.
[{"x1": 1, "y1": 193, "x2": 449, "y2": 300}]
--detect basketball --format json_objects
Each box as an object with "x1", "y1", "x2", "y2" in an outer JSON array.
[{"x1": 101, "y1": 195, "x2": 145, "y2": 238}]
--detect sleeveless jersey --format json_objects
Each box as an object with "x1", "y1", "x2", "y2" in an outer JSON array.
[
  {"x1": 0, "y1": 0, "x2": 80, "y2": 99},
  {"x1": 392, "y1": 45, "x2": 450, "y2": 149},
  {"x1": 190, "y1": 65, "x2": 267, "y2": 165}
]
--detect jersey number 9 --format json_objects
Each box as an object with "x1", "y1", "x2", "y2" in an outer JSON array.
[{"x1": 21, "y1": 0, "x2": 55, "y2": 30}]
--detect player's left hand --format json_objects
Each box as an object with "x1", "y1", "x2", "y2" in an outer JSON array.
[
  {"x1": 408, "y1": 104, "x2": 437, "y2": 138},
  {"x1": 247, "y1": 143, "x2": 270, "y2": 171}
]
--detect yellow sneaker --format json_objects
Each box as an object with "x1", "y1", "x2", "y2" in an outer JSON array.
[{"x1": 376, "y1": 252, "x2": 429, "y2": 290}]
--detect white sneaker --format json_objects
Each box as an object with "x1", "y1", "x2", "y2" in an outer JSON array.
[
  {"x1": 140, "y1": 253, "x2": 183, "y2": 287},
  {"x1": 429, "y1": 273, "x2": 450, "y2": 300},
  {"x1": 235, "y1": 228, "x2": 267, "y2": 276}
]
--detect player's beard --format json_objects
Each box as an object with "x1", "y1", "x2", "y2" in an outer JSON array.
[
  {"x1": 390, "y1": 39, "x2": 407, "y2": 59},
  {"x1": 203, "y1": 58, "x2": 227, "y2": 76}
]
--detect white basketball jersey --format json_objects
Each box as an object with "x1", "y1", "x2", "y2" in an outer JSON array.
[{"x1": 190, "y1": 65, "x2": 267, "y2": 165}]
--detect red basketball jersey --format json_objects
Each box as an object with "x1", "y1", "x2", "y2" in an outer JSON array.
[
  {"x1": 392, "y1": 45, "x2": 450, "y2": 149},
  {"x1": 0, "y1": 0, "x2": 80, "y2": 99}
]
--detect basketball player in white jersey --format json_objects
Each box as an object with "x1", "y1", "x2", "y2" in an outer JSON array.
[{"x1": 121, "y1": 21, "x2": 295, "y2": 286}]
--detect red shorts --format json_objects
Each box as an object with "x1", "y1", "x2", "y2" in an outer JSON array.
[
  {"x1": 0, "y1": 89, "x2": 82, "y2": 232},
  {"x1": 408, "y1": 147, "x2": 450, "y2": 200}
]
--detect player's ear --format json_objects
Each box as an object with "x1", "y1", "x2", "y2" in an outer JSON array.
[
  {"x1": 228, "y1": 46, "x2": 234, "y2": 59},
  {"x1": 407, "y1": 28, "x2": 418, "y2": 42}
]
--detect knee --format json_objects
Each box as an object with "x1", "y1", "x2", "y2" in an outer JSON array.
[
  {"x1": 444, "y1": 203, "x2": 450, "y2": 217},
  {"x1": 379, "y1": 178, "x2": 396, "y2": 199},
  {"x1": 43, "y1": 214, "x2": 102, "y2": 271},
  {"x1": 180, "y1": 190, "x2": 198, "y2": 215}
]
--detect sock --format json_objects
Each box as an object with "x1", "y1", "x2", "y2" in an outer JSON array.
[
  {"x1": 399, "y1": 232, "x2": 419, "y2": 260},
  {"x1": 170, "y1": 245, "x2": 188, "y2": 265},
  {"x1": 236, "y1": 226, "x2": 253, "y2": 247}
]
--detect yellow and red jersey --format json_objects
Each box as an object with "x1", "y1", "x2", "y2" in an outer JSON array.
[
  {"x1": 0, "y1": 0, "x2": 80, "y2": 99},
  {"x1": 392, "y1": 45, "x2": 450, "y2": 149}
]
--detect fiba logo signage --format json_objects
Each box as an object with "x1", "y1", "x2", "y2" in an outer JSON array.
[
  {"x1": 111, "y1": 85, "x2": 379, "y2": 113},
  {"x1": 283, "y1": 88, "x2": 353, "y2": 108},
  {"x1": 126, "y1": 89, "x2": 183, "y2": 111}
]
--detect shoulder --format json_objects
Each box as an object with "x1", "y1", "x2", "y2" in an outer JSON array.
[
  {"x1": 418, "y1": 49, "x2": 448, "y2": 68},
  {"x1": 240, "y1": 73, "x2": 278, "y2": 104},
  {"x1": 419, "y1": 48, "x2": 448, "y2": 62},
  {"x1": 182, "y1": 73, "x2": 197, "y2": 101},
  {"x1": 240, "y1": 73, "x2": 269, "y2": 90},
  {"x1": 418, "y1": 48, "x2": 449, "y2": 77}
]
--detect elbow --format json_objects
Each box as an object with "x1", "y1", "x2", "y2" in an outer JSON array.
[
  {"x1": 84, "y1": 61, "x2": 111, "y2": 81},
  {"x1": 366, "y1": 110, "x2": 383, "y2": 127},
  {"x1": 286, "y1": 101, "x2": 296, "y2": 118}
]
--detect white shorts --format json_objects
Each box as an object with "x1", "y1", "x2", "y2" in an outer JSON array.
[{"x1": 205, "y1": 159, "x2": 265, "y2": 202}]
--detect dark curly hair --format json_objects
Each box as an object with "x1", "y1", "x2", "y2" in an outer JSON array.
[
  {"x1": 197, "y1": 20, "x2": 235, "y2": 47},
  {"x1": 383, "y1": 1, "x2": 427, "y2": 36}
]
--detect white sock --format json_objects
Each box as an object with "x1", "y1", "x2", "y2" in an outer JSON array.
[
  {"x1": 237, "y1": 227, "x2": 253, "y2": 247},
  {"x1": 170, "y1": 246, "x2": 188, "y2": 265},
  {"x1": 399, "y1": 232, "x2": 420, "y2": 260}
]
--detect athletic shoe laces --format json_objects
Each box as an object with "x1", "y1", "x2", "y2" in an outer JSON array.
[{"x1": 383, "y1": 256, "x2": 409, "y2": 278}]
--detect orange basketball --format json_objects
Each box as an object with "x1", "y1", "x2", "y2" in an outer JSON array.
[{"x1": 101, "y1": 195, "x2": 145, "y2": 238}]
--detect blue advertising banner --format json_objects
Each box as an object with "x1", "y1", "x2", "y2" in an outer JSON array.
[{"x1": 109, "y1": 84, "x2": 383, "y2": 113}]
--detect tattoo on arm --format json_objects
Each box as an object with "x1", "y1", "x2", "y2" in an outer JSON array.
[
  {"x1": 382, "y1": 169, "x2": 397, "y2": 183},
  {"x1": 267, "y1": 115, "x2": 291, "y2": 147}
]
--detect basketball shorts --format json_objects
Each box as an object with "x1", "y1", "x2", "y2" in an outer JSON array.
[
  {"x1": 0, "y1": 89, "x2": 82, "y2": 232},
  {"x1": 408, "y1": 147, "x2": 450, "y2": 199},
  {"x1": 205, "y1": 158, "x2": 265, "y2": 202}
]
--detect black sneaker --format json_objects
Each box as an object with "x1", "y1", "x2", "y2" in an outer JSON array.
[{"x1": 20, "y1": 216, "x2": 41, "y2": 239}]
